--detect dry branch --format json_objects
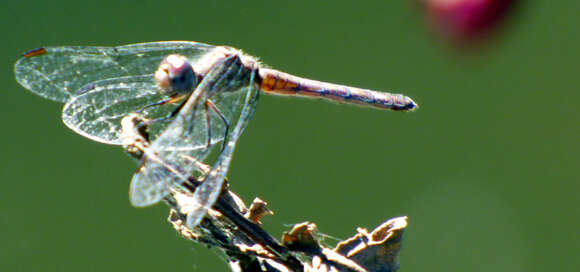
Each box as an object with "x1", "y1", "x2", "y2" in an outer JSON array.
[{"x1": 167, "y1": 186, "x2": 407, "y2": 272}]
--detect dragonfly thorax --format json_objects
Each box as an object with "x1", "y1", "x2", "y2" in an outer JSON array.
[{"x1": 155, "y1": 54, "x2": 197, "y2": 95}]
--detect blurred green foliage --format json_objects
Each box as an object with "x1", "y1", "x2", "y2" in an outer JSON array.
[{"x1": 1, "y1": 1, "x2": 578, "y2": 271}]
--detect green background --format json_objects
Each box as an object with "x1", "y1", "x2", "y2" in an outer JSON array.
[{"x1": 1, "y1": 1, "x2": 578, "y2": 271}]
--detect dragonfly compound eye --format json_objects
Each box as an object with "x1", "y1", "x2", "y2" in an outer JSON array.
[{"x1": 155, "y1": 54, "x2": 196, "y2": 95}]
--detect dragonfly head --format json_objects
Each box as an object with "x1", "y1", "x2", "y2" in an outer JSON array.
[{"x1": 155, "y1": 54, "x2": 197, "y2": 95}]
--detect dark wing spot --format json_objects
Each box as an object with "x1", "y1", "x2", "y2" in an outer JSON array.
[{"x1": 23, "y1": 48, "x2": 47, "y2": 58}]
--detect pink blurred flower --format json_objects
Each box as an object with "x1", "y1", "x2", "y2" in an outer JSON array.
[{"x1": 422, "y1": 0, "x2": 517, "y2": 43}]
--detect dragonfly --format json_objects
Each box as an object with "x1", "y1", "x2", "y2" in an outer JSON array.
[
  {"x1": 14, "y1": 41, "x2": 418, "y2": 218},
  {"x1": 14, "y1": 41, "x2": 418, "y2": 148}
]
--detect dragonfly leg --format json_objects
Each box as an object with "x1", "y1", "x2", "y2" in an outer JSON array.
[
  {"x1": 169, "y1": 101, "x2": 186, "y2": 119},
  {"x1": 206, "y1": 99, "x2": 230, "y2": 151},
  {"x1": 184, "y1": 95, "x2": 204, "y2": 138},
  {"x1": 136, "y1": 94, "x2": 189, "y2": 125},
  {"x1": 204, "y1": 100, "x2": 212, "y2": 149},
  {"x1": 139, "y1": 94, "x2": 185, "y2": 114}
]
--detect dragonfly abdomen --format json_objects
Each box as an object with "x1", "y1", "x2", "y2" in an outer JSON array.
[{"x1": 258, "y1": 68, "x2": 417, "y2": 111}]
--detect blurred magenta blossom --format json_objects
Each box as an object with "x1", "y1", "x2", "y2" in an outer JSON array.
[{"x1": 421, "y1": 0, "x2": 517, "y2": 44}]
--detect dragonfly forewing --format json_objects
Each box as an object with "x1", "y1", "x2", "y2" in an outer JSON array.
[{"x1": 14, "y1": 42, "x2": 216, "y2": 102}]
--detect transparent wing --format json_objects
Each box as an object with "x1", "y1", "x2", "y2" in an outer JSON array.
[
  {"x1": 151, "y1": 55, "x2": 256, "y2": 174},
  {"x1": 61, "y1": 75, "x2": 176, "y2": 145},
  {"x1": 129, "y1": 159, "x2": 174, "y2": 207},
  {"x1": 130, "y1": 55, "x2": 259, "y2": 209},
  {"x1": 14, "y1": 41, "x2": 215, "y2": 102},
  {"x1": 186, "y1": 65, "x2": 259, "y2": 229}
]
